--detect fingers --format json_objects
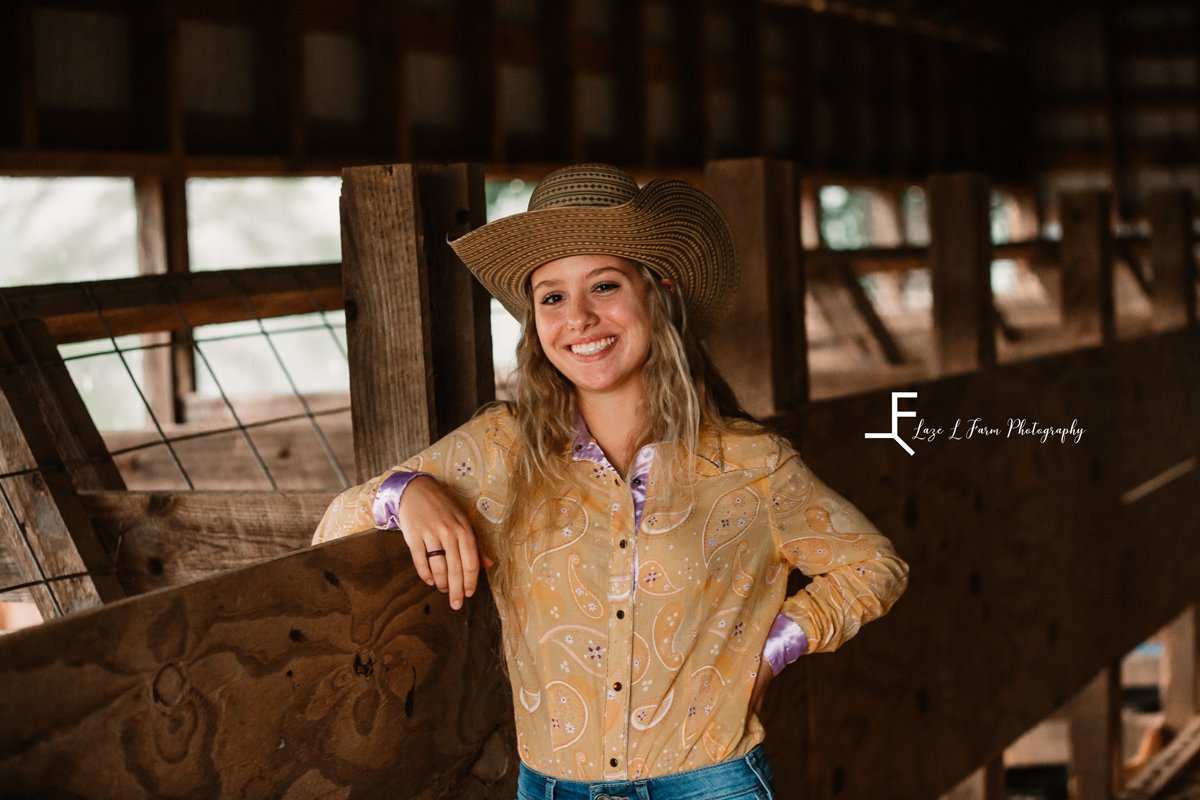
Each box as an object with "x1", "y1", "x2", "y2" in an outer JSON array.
[
  {"x1": 403, "y1": 529, "x2": 436, "y2": 586},
  {"x1": 458, "y1": 532, "x2": 483, "y2": 599}
]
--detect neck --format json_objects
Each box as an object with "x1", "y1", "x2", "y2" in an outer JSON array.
[{"x1": 577, "y1": 380, "x2": 645, "y2": 476}]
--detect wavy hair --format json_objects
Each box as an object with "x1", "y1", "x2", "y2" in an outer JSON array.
[{"x1": 490, "y1": 259, "x2": 760, "y2": 603}]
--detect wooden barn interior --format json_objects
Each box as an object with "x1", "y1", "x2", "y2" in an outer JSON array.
[{"x1": 0, "y1": 0, "x2": 1198, "y2": 798}]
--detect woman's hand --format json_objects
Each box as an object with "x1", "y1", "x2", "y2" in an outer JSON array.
[
  {"x1": 394, "y1": 475, "x2": 494, "y2": 610},
  {"x1": 749, "y1": 658, "x2": 774, "y2": 719}
]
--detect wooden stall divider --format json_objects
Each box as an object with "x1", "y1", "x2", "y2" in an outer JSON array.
[
  {"x1": 704, "y1": 158, "x2": 808, "y2": 418},
  {"x1": 927, "y1": 172, "x2": 996, "y2": 375},
  {"x1": 1160, "y1": 606, "x2": 1198, "y2": 737},
  {"x1": 1059, "y1": 191, "x2": 1116, "y2": 348}
]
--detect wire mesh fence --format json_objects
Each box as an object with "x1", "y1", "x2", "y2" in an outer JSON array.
[{"x1": 0, "y1": 268, "x2": 353, "y2": 607}]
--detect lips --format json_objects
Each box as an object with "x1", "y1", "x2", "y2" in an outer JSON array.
[{"x1": 569, "y1": 336, "x2": 617, "y2": 355}]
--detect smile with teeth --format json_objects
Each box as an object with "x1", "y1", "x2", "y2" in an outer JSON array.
[{"x1": 569, "y1": 336, "x2": 617, "y2": 355}]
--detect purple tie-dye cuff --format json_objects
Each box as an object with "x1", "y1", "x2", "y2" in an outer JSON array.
[
  {"x1": 762, "y1": 613, "x2": 809, "y2": 677},
  {"x1": 373, "y1": 471, "x2": 435, "y2": 530}
]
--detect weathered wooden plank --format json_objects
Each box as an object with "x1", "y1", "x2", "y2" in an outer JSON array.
[
  {"x1": 0, "y1": 330, "x2": 125, "y2": 613},
  {"x1": 0, "y1": 529, "x2": 516, "y2": 799},
  {"x1": 1147, "y1": 188, "x2": 1197, "y2": 331},
  {"x1": 5, "y1": 319, "x2": 125, "y2": 492},
  {"x1": 0, "y1": 263, "x2": 343, "y2": 345},
  {"x1": 1066, "y1": 663, "x2": 1124, "y2": 800},
  {"x1": 1060, "y1": 191, "x2": 1116, "y2": 348},
  {"x1": 416, "y1": 163, "x2": 496, "y2": 437},
  {"x1": 704, "y1": 157, "x2": 808, "y2": 416},
  {"x1": 927, "y1": 172, "x2": 996, "y2": 374},
  {"x1": 763, "y1": 327, "x2": 1200, "y2": 800},
  {"x1": 81, "y1": 490, "x2": 335, "y2": 595},
  {"x1": 341, "y1": 164, "x2": 435, "y2": 481}
]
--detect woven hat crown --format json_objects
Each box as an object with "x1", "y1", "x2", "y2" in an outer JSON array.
[{"x1": 528, "y1": 164, "x2": 638, "y2": 211}]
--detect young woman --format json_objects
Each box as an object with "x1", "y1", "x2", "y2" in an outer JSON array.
[{"x1": 313, "y1": 164, "x2": 909, "y2": 799}]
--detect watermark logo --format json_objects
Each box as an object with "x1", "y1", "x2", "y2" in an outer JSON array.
[
  {"x1": 864, "y1": 391, "x2": 917, "y2": 456},
  {"x1": 865, "y1": 391, "x2": 1086, "y2": 455}
]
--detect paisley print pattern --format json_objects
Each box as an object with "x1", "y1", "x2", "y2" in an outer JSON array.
[
  {"x1": 547, "y1": 680, "x2": 589, "y2": 751},
  {"x1": 567, "y1": 554, "x2": 605, "y2": 619},
  {"x1": 653, "y1": 601, "x2": 685, "y2": 669},
  {"x1": 525, "y1": 497, "x2": 588, "y2": 570},
  {"x1": 702, "y1": 486, "x2": 761, "y2": 566},
  {"x1": 637, "y1": 558, "x2": 687, "y2": 597},
  {"x1": 312, "y1": 405, "x2": 909, "y2": 782}
]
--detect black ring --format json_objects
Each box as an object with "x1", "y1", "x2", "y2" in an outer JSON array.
[{"x1": 425, "y1": 549, "x2": 447, "y2": 558}]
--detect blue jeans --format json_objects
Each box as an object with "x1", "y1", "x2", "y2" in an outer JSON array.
[{"x1": 515, "y1": 744, "x2": 776, "y2": 800}]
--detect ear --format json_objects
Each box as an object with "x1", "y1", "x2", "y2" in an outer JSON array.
[{"x1": 659, "y1": 277, "x2": 677, "y2": 294}]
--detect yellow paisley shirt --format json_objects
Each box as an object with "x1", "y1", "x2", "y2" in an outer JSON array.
[{"x1": 312, "y1": 403, "x2": 908, "y2": 782}]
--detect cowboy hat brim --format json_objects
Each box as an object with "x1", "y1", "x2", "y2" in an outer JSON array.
[{"x1": 449, "y1": 178, "x2": 739, "y2": 338}]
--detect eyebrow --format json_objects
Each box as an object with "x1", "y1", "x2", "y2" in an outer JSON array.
[{"x1": 532, "y1": 266, "x2": 625, "y2": 294}]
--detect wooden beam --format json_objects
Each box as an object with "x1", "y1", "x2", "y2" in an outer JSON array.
[
  {"x1": 704, "y1": 158, "x2": 808, "y2": 416},
  {"x1": 831, "y1": 254, "x2": 907, "y2": 365},
  {"x1": 0, "y1": 528, "x2": 516, "y2": 798},
  {"x1": 0, "y1": 331, "x2": 125, "y2": 615},
  {"x1": 1059, "y1": 191, "x2": 1116, "y2": 348},
  {"x1": 1147, "y1": 188, "x2": 1197, "y2": 331},
  {"x1": 1066, "y1": 662, "x2": 1123, "y2": 800},
  {"x1": 135, "y1": 174, "x2": 196, "y2": 424},
  {"x1": 416, "y1": 164, "x2": 496, "y2": 437},
  {"x1": 1160, "y1": 606, "x2": 1197, "y2": 737},
  {"x1": 340, "y1": 164, "x2": 435, "y2": 481},
  {"x1": 81, "y1": 490, "x2": 334, "y2": 595},
  {"x1": 4, "y1": 319, "x2": 124, "y2": 493},
  {"x1": 16, "y1": 0, "x2": 36, "y2": 149},
  {"x1": 0, "y1": 262, "x2": 343, "y2": 345},
  {"x1": 927, "y1": 172, "x2": 996, "y2": 374}
]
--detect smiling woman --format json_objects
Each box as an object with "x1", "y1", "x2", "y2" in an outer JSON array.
[{"x1": 311, "y1": 164, "x2": 909, "y2": 798}]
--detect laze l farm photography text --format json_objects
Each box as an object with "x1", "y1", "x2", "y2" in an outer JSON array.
[{"x1": 912, "y1": 417, "x2": 1086, "y2": 444}]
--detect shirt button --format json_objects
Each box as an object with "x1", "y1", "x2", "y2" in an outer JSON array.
[
  {"x1": 574, "y1": 444, "x2": 582, "y2": 452},
  {"x1": 616, "y1": 609, "x2": 625, "y2": 619},
  {"x1": 632, "y1": 477, "x2": 641, "y2": 486},
  {"x1": 613, "y1": 682, "x2": 622, "y2": 691},
  {"x1": 610, "y1": 758, "x2": 618, "y2": 767},
  {"x1": 619, "y1": 539, "x2": 627, "y2": 548}
]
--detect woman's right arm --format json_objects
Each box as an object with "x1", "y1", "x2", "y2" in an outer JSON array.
[{"x1": 311, "y1": 404, "x2": 510, "y2": 609}]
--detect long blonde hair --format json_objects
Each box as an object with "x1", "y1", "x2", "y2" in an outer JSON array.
[{"x1": 491, "y1": 259, "x2": 759, "y2": 602}]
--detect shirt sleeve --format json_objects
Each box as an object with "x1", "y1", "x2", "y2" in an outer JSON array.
[
  {"x1": 311, "y1": 403, "x2": 511, "y2": 547},
  {"x1": 766, "y1": 437, "x2": 909, "y2": 655}
]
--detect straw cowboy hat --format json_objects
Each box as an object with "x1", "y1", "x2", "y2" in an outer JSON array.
[{"x1": 449, "y1": 163, "x2": 739, "y2": 338}]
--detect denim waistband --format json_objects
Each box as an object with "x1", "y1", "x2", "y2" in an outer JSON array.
[{"x1": 516, "y1": 745, "x2": 775, "y2": 800}]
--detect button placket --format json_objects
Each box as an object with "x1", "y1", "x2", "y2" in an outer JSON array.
[{"x1": 603, "y1": 476, "x2": 636, "y2": 780}]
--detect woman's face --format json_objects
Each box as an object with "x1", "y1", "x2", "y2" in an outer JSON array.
[{"x1": 530, "y1": 254, "x2": 659, "y2": 401}]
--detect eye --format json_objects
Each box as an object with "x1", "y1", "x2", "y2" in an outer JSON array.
[
  {"x1": 539, "y1": 292, "x2": 564, "y2": 306},
  {"x1": 593, "y1": 281, "x2": 620, "y2": 293}
]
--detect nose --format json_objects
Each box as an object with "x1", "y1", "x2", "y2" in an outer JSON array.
[{"x1": 566, "y1": 293, "x2": 599, "y2": 332}]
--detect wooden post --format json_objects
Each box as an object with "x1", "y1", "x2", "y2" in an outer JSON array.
[
  {"x1": 1059, "y1": 191, "x2": 1115, "y2": 348},
  {"x1": 1066, "y1": 663, "x2": 1123, "y2": 800},
  {"x1": 341, "y1": 163, "x2": 492, "y2": 481},
  {"x1": 1147, "y1": 188, "x2": 1197, "y2": 331},
  {"x1": 1160, "y1": 606, "x2": 1197, "y2": 736},
  {"x1": 415, "y1": 164, "x2": 496, "y2": 437},
  {"x1": 704, "y1": 158, "x2": 807, "y2": 417},
  {"x1": 927, "y1": 173, "x2": 996, "y2": 375},
  {"x1": 135, "y1": 173, "x2": 195, "y2": 425},
  {"x1": 341, "y1": 164, "x2": 435, "y2": 481}
]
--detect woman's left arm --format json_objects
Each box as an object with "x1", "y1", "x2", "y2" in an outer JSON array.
[{"x1": 766, "y1": 440, "x2": 910, "y2": 656}]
